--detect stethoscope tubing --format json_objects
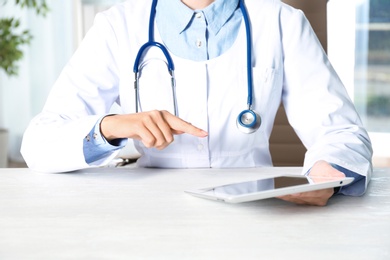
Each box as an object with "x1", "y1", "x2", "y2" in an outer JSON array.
[
  {"x1": 133, "y1": 41, "x2": 175, "y2": 73},
  {"x1": 133, "y1": 0, "x2": 260, "y2": 133},
  {"x1": 240, "y1": 0, "x2": 253, "y2": 110}
]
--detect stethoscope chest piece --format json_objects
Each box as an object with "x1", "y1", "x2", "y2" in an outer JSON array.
[{"x1": 236, "y1": 109, "x2": 261, "y2": 134}]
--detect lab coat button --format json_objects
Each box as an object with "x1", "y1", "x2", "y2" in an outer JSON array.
[{"x1": 197, "y1": 144, "x2": 204, "y2": 151}]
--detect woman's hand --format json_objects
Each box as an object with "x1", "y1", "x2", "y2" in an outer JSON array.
[
  {"x1": 100, "y1": 110, "x2": 208, "y2": 150},
  {"x1": 278, "y1": 160, "x2": 346, "y2": 206}
]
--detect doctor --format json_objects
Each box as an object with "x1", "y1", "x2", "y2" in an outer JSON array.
[{"x1": 21, "y1": 0, "x2": 373, "y2": 206}]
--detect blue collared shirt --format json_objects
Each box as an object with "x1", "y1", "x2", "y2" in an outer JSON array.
[{"x1": 155, "y1": 0, "x2": 241, "y2": 61}]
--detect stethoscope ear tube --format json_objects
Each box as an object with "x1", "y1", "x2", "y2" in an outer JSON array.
[
  {"x1": 133, "y1": 1, "x2": 177, "y2": 116},
  {"x1": 133, "y1": 42, "x2": 177, "y2": 115},
  {"x1": 133, "y1": 42, "x2": 175, "y2": 73}
]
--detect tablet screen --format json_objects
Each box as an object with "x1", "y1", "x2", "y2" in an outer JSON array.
[{"x1": 211, "y1": 176, "x2": 309, "y2": 196}]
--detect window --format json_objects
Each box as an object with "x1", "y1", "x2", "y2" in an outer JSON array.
[
  {"x1": 328, "y1": 0, "x2": 390, "y2": 166},
  {"x1": 76, "y1": 0, "x2": 125, "y2": 41},
  {"x1": 355, "y1": 0, "x2": 390, "y2": 132}
]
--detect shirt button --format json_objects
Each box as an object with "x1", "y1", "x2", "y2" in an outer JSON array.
[
  {"x1": 195, "y1": 12, "x2": 202, "y2": 19},
  {"x1": 197, "y1": 144, "x2": 204, "y2": 151},
  {"x1": 196, "y1": 39, "x2": 202, "y2": 48}
]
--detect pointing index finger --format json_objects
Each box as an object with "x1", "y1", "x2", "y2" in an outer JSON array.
[{"x1": 163, "y1": 112, "x2": 208, "y2": 137}]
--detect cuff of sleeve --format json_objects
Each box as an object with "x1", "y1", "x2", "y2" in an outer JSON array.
[
  {"x1": 83, "y1": 116, "x2": 128, "y2": 164},
  {"x1": 330, "y1": 163, "x2": 366, "y2": 196}
]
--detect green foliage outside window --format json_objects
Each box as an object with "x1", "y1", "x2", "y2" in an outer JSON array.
[{"x1": 0, "y1": 0, "x2": 48, "y2": 76}]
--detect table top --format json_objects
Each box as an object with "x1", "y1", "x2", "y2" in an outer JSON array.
[{"x1": 0, "y1": 167, "x2": 389, "y2": 260}]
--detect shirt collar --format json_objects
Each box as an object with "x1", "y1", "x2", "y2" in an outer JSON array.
[
  {"x1": 203, "y1": 0, "x2": 240, "y2": 35},
  {"x1": 156, "y1": 0, "x2": 239, "y2": 36}
]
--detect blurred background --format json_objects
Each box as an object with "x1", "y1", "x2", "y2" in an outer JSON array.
[{"x1": 0, "y1": 0, "x2": 389, "y2": 168}]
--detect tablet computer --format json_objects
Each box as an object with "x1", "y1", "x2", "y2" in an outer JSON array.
[{"x1": 185, "y1": 175, "x2": 354, "y2": 203}]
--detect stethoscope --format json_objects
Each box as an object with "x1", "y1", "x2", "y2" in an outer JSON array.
[{"x1": 133, "y1": 0, "x2": 261, "y2": 134}]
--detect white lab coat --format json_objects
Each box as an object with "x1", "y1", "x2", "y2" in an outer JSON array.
[{"x1": 21, "y1": 0, "x2": 372, "y2": 191}]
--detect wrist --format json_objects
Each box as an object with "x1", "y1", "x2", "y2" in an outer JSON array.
[{"x1": 100, "y1": 114, "x2": 117, "y2": 141}]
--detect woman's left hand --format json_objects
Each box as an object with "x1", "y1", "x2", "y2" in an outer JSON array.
[{"x1": 278, "y1": 160, "x2": 345, "y2": 206}]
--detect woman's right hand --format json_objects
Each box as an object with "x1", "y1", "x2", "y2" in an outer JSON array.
[{"x1": 100, "y1": 110, "x2": 208, "y2": 150}]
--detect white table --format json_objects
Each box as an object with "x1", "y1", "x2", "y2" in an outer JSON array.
[{"x1": 0, "y1": 167, "x2": 389, "y2": 259}]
